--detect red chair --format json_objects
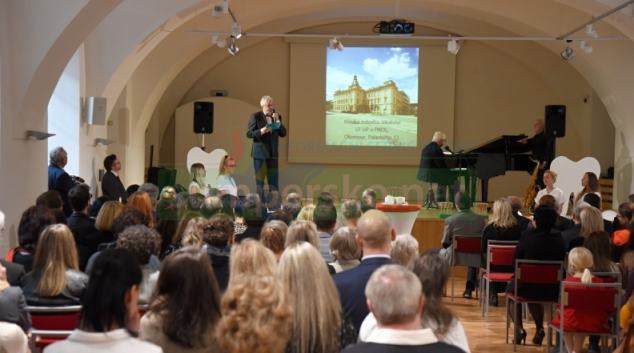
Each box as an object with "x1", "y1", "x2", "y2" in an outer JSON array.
[
  {"x1": 481, "y1": 244, "x2": 516, "y2": 321},
  {"x1": 546, "y1": 281, "x2": 621, "y2": 352},
  {"x1": 478, "y1": 240, "x2": 518, "y2": 308},
  {"x1": 450, "y1": 235, "x2": 482, "y2": 301},
  {"x1": 505, "y1": 259, "x2": 564, "y2": 351},
  {"x1": 28, "y1": 305, "x2": 81, "y2": 350}
]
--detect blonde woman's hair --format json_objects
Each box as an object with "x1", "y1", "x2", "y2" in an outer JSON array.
[
  {"x1": 181, "y1": 218, "x2": 208, "y2": 248},
  {"x1": 580, "y1": 206, "x2": 604, "y2": 238},
  {"x1": 33, "y1": 224, "x2": 80, "y2": 296},
  {"x1": 94, "y1": 201, "x2": 124, "y2": 232},
  {"x1": 216, "y1": 275, "x2": 292, "y2": 353},
  {"x1": 488, "y1": 198, "x2": 517, "y2": 228},
  {"x1": 568, "y1": 247, "x2": 594, "y2": 283},
  {"x1": 391, "y1": 234, "x2": 419, "y2": 266},
  {"x1": 278, "y1": 242, "x2": 342, "y2": 353},
  {"x1": 296, "y1": 205, "x2": 315, "y2": 221},
  {"x1": 341, "y1": 199, "x2": 361, "y2": 221},
  {"x1": 261, "y1": 221, "x2": 288, "y2": 254},
  {"x1": 544, "y1": 170, "x2": 558, "y2": 182},
  {"x1": 230, "y1": 239, "x2": 277, "y2": 284},
  {"x1": 329, "y1": 227, "x2": 361, "y2": 260},
  {"x1": 218, "y1": 155, "x2": 235, "y2": 177},
  {"x1": 190, "y1": 163, "x2": 206, "y2": 190},
  {"x1": 285, "y1": 220, "x2": 319, "y2": 249}
]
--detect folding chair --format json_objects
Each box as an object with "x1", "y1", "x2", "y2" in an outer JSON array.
[
  {"x1": 481, "y1": 244, "x2": 516, "y2": 321},
  {"x1": 505, "y1": 259, "x2": 564, "y2": 351},
  {"x1": 450, "y1": 235, "x2": 482, "y2": 301},
  {"x1": 28, "y1": 305, "x2": 81, "y2": 350},
  {"x1": 479, "y1": 240, "x2": 518, "y2": 308},
  {"x1": 546, "y1": 281, "x2": 621, "y2": 353}
]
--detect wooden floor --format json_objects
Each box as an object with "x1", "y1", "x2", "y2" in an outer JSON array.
[{"x1": 448, "y1": 276, "x2": 593, "y2": 353}]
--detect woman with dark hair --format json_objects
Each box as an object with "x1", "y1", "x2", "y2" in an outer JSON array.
[
  {"x1": 574, "y1": 172, "x2": 600, "y2": 205},
  {"x1": 140, "y1": 247, "x2": 222, "y2": 352},
  {"x1": 5, "y1": 205, "x2": 55, "y2": 272},
  {"x1": 45, "y1": 249, "x2": 161, "y2": 353},
  {"x1": 163, "y1": 212, "x2": 204, "y2": 258},
  {"x1": 505, "y1": 205, "x2": 567, "y2": 346},
  {"x1": 585, "y1": 231, "x2": 619, "y2": 273},
  {"x1": 201, "y1": 219, "x2": 234, "y2": 291},
  {"x1": 155, "y1": 198, "x2": 178, "y2": 259},
  {"x1": 612, "y1": 203, "x2": 634, "y2": 246}
]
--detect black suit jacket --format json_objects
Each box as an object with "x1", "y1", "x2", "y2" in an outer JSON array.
[
  {"x1": 416, "y1": 141, "x2": 449, "y2": 184},
  {"x1": 332, "y1": 256, "x2": 393, "y2": 331},
  {"x1": 515, "y1": 228, "x2": 566, "y2": 264},
  {"x1": 48, "y1": 164, "x2": 74, "y2": 217},
  {"x1": 246, "y1": 111, "x2": 287, "y2": 160},
  {"x1": 101, "y1": 171, "x2": 127, "y2": 204},
  {"x1": 67, "y1": 213, "x2": 97, "y2": 246},
  {"x1": 513, "y1": 212, "x2": 531, "y2": 230},
  {"x1": 0, "y1": 259, "x2": 25, "y2": 286}
]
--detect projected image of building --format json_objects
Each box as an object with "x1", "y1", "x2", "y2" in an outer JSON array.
[{"x1": 332, "y1": 75, "x2": 411, "y2": 115}]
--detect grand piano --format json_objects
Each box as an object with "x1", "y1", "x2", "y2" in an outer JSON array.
[{"x1": 445, "y1": 134, "x2": 535, "y2": 202}]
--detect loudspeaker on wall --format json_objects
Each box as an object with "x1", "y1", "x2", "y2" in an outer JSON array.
[
  {"x1": 85, "y1": 97, "x2": 107, "y2": 125},
  {"x1": 194, "y1": 102, "x2": 214, "y2": 134},
  {"x1": 545, "y1": 105, "x2": 566, "y2": 138}
]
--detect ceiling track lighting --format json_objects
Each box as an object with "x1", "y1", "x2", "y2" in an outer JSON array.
[
  {"x1": 214, "y1": 35, "x2": 227, "y2": 48},
  {"x1": 329, "y1": 37, "x2": 344, "y2": 51},
  {"x1": 580, "y1": 40, "x2": 593, "y2": 53},
  {"x1": 212, "y1": 0, "x2": 229, "y2": 18},
  {"x1": 585, "y1": 24, "x2": 599, "y2": 38},
  {"x1": 227, "y1": 36, "x2": 240, "y2": 55},
  {"x1": 447, "y1": 39, "x2": 460, "y2": 54},
  {"x1": 231, "y1": 22, "x2": 242, "y2": 38},
  {"x1": 561, "y1": 40, "x2": 576, "y2": 60}
]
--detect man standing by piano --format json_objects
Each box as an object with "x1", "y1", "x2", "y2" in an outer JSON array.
[
  {"x1": 519, "y1": 119, "x2": 551, "y2": 189},
  {"x1": 417, "y1": 131, "x2": 452, "y2": 202}
]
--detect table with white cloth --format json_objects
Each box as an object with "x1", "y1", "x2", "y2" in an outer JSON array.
[{"x1": 375, "y1": 203, "x2": 422, "y2": 235}]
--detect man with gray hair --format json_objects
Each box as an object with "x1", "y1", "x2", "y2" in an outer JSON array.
[
  {"x1": 416, "y1": 131, "x2": 455, "y2": 203},
  {"x1": 246, "y1": 95, "x2": 287, "y2": 203},
  {"x1": 342, "y1": 265, "x2": 462, "y2": 353},
  {"x1": 561, "y1": 201, "x2": 588, "y2": 248},
  {"x1": 333, "y1": 209, "x2": 395, "y2": 330},
  {"x1": 48, "y1": 147, "x2": 75, "y2": 216},
  {"x1": 507, "y1": 195, "x2": 530, "y2": 230}
]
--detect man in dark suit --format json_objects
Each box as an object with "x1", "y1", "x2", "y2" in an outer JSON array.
[
  {"x1": 48, "y1": 147, "x2": 75, "y2": 217},
  {"x1": 67, "y1": 185, "x2": 97, "y2": 270},
  {"x1": 246, "y1": 95, "x2": 287, "y2": 202},
  {"x1": 101, "y1": 154, "x2": 127, "y2": 204},
  {"x1": 416, "y1": 131, "x2": 454, "y2": 202},
  {"x1": 519, "y1": 119, "x2": 551, "y2": 189},
  {"x1": 0, "y1": 211, "x2": 26, "y2": 286},
  {"x1": 332, "y1": 209, "x2": 395, "y2": 331},
  {"x1": 508, "y1": 195, "x2": 530, "y2": 230}
]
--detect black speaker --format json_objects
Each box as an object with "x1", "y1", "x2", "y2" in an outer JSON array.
[
  {"x1": 193, "y1": 102, "x2": 214, "y2": 134},
  {"x1": 545, "y1": 105, "x2": 566, "y2": 137}
]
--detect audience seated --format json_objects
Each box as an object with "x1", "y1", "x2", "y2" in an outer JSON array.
[
  {"x1": 8, "y1": 205, "x2": 55, "y2": 272},
  {"x1": 46, "y1": 249, "x2": 161, "y2": 353},
  {"x1": 613, "y1": 202, "x2": 633, "y2": 246},
  {"x1": 128, "y1": 191, "x2": 156, "y2": 227},
  {"x1": 391, "y1": 234, "x2": 419, "y2": 267},
  {"x1": 285, "y1": 220, "x2": 320, "y2": 249},
  {"x1": 562, "y1": 202, "x2": 588, "y2": 248},
  {"x1": 229, "y1": 239, "x2": 277, "y2": 284},
  {"x1": 36, "y1": 190, "x2": 64, "y2": 211},
  {"x1": 175, "y1": 191, "x2": 191, "y2": 220},
  {"x1": 359, "y1": 254, "x2": 470, "y2": 352},
  {"x1": 200, "y1": 196, "x2": 222, "y2": 219},
  {"x1": 215, "y1": 275, "x2": 292, "y2": 353},
  {"x1": 237, "y1": 206, "x2": 265, "y2": 243},
  {"x1": 507, "y1": 196, "x2": 530, "y2": 230},
  {"x1": 340, "y1": 199, "x2": 362, "y2": 229},
  {"x1": 138, "y1": 183, "x2": 159, "y2": 221},
  {"x1": 160, "y1": 186, "x2": 176, "y2": 200},
  {"x1": 140, "y1": 247, "x2": 222, "y2": 353},
  {"x1": 343, "y1": 265, "x2": 463, "y2": 353},
  {"x1": 505, "y1": 205, "x2": 566, "y2": 346},
  {"x1": 583, "y1": 193, "x2": 613, "y2": 235},
  {"x1": 51, "y1": 208, "x2": 68, "y2": 225},
  {"x1": 329, "y1": 227, "x2": 361, "y2": 273},
  {"x1": 188, "y1": 193, "x2": 205, "y2": 213},
  {"x1": 200, "y1": 219, "x2": 234, "y2": 291},
  {"x1": 67, "y1": 185, "x2": 97, "y2": 268},
  {"x1": 286, "y1": 192, "x2": 301, "y2": 204},
  {"x1": 21, "y1": 224, "x2": 88, "y2": 306},
  {"x1": 155, "y1": 197, "x2": 178, "y2": 259},
  {"x1": 116, "y1": 225, "x2": 161, "y2": 303},
  {"x1": 0, "y1": 211, "x2": 26, "y2": 286},
  {"x1": 614, "y1": 194, "x2": 634, "y2": 233},
  {"x1": 278, "y1": 241, "x2": 357, "y2": 353},
  {"x1": 164, "y1": 211, "x2": 202, "y2": 257},
  {"x1": 619, "y1": 222, "x2": 634, "y2": 287},
  {"x1": 267, "y1": 209, "x2": 293, "y2": 225},
  {"x1": 360, "y1": 195, "x2": 376, "y2": 213},
  {"x1": 314, "y1": 204, "x2": 337, "y2": 262},
  {"x1": 296, "y1": 205, "x2": 315, "y2": 221},
  {"x1": 88, "y1": 196, "x2": 111, "y2": 218},
  {"x1": 568, "y1": 206, "x2": 604, "y2": 251},
  {"x1": 281, "y1": 200, "x2": 301, "y2": 220},
  {"x1": 259, "y1": 221, "x2": 288, "y2": 261},
  {"x1": 127, "y1": 184, "x2": 140, "y2": 198},
  {"x1": 333, "y1": 209, "x2": 395, "y2": 331},
  {"x1": 0, "y1": 262, "x2": 31, "y2": 339},
  {"x1": 439, "y1": 192, "x2": 484, "y2": 299},
  {"x1": 531, "y1": 195, "x2": 571, "y2": 232}
]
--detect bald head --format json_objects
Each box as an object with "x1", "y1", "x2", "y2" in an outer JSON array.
[
  {"x1": 507, "y1": 196, "x2": 522, "y2": 212},
  {"x1": 533, "y1": 119, "x2": 544, "y2": 134},
  {"x1": 357, "y1": 210, "x2": 394, "y2": 248}
]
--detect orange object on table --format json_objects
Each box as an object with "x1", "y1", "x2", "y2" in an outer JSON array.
[{"x1": 376, "y1": 203, "x2": 422, "y2": 213}]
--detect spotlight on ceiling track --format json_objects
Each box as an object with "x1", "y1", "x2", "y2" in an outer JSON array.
[
  {"x1": 447, "y1": 39, "x2": 460, "y2": 54},
  {"x1": 329, "y1": 38, "x2": 344, "y2": 51},
  {"x1": 585, "y1": 24, "x2": 599, "y2": 38},
  {"x1": 227, "y1": 36, "x2": 240, "y2": 55},
  {"x1": 561, "y1": 40, "x2": 575, "y2": 60},
  {"x1": 215, "y1": 36, "x2": 227, "y2": 48},
  {"x1": 212, "y1": 0, "x2": 229, "y2": 18},
  {"x1": 580, "y1": 40, "x2": 593, "y2": 54},
  {"x1": 231, "y1": 23, "x2": 242, "y2": 38}
]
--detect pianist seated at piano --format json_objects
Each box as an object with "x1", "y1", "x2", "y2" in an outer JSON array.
[
  {"x1": 416, "y1": 131, "x2": 452, "y2": 201},
  {"x1": 534, "y1": 170, "x2": 566, "y2": 214}
]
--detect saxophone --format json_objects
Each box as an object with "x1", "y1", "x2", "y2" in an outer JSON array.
[{"x1": 522, "y1": 159, "x2": 541, "y2": 210}]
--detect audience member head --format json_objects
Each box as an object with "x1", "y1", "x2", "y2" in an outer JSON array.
[
  {"x1": 208, "y1": 188, "x2": 222, "y2": 197},
  {"x1": 36, "y1": 190, "x2": 63, "y2": 210},
  {"x1": 391, "y1": 234, "x2": 419, "y2": 266},
  {"x1": 219, "y1": 194, "x2": 238, "y2": 217},
  {"x1": 243, "y1": 193, "x2": 260, "y2": 209},
  {"x1": 189, "y1": 163, "x2": 207, "y2": 188},
  {"x1": 175, "y1": 192, "x2": 190, "y2": 220},
  {"x1": 356, "y1": 210, "x2": 395, "y2": 252},
  {"x1": 296, "y1": 205, "x2": 315, "y2": 221},
  {"x1": 538, "y1": 194, "x2": 558, "y2": 208},
  {"x1": 116, "y1": 225, "x2": 161, "y2": 265},
  {"x1": 532, "y1": 205, "x2": 558, "y2": 230},
  {"x1": 584, "y1": 231, "x2": 614, "y2": 272},
  {"x1": 360, "y1": 195, "x2": 376, "y2": 213},
  {"x1": 454, "y1": 191, "x2": 472, "y2": 210},
  {"x1": 79, "y1": 249, "x2": 142, "y2": 333},
  {"x1": 363, "y1": 188, "x2": 377, "y2": 200},
  {"x1": 51, "y1": 209, "x2": 68, "y2": 225},
  {"x1": 230, "y1": 239, "x2": 277, "y2": 284},
  {"x1": 95, "y1": 201, "x2": 124, "y2": 232},
  {"x1": 150, "y1": 246, "x2": 221, "y2": 348},
  {"x1": 172, "y1": 212, "x2": 202, "y2": 245},
  {"x1": 88, "y1": 196, "x2": 110, "y2": 218},
  {"x1": 286, "y1": 193, "x2": 300, "y2": 203},
  {"x1": 180, "y1": 218, "x2": 208, "y2": 248},
  {"x1": 49, "y1": 147, "x2": 68, "y2": 167},
  {"x1": 329, "y1": 227, "x2": 361, "y2": 261},
  {"x1": 126, "y1": 185, "x2": 140, "y2": 198},
  {"x1": 242, "y1": 206, "x2": 266, "y2": 229},
  {"x1": 285, "y1": 220, "x2": 319, "y2": 249},
  {"x1": 282, "y1": 201, "x2": 302, "y2": 220},
  {"x1": 267, "y1": 209, "x2": 293, "y2": 225},
  {"x1": 138, "y1": 183, "x2": 159, "y2": 207},
  {"x1": 261, "y1": 221, "x2": 288, "y2": 261},
  {"x1": 200, "y1": 196, "x2": 222, "y2": 219},
  {"x1": 341, "y1": 199, "x2": 361, "y2": 221},
  {"x1": 489, "y1": 198, "x2": 517, "y2": 228},
  {"x1": 128, "y1": 191, "x2": 155, "y2": 227},
  {"x1": 216, "y1": 275, "x2": 292, "y2": 353},
  {"x1": 365, "y1": 265, "x2": 423, "y2": 327},
  {"x1": 68, "y1": 184, "x2": 91, "y2": 213},
  {"x1": 580, "y1": 206, "x2": 604, "y2": 238},
  {"x1": 187, "y1": 193, "x2": 205, "y2": 212},
  {"x1": 317, "y1": 192, "x2": 336, "y2": 206},
  {"x1": 157, "y1": 197, "x2": 178, "y2": 221},
  {"x1": 571, "y1": 201, "x2": 590, "y2": 223},
  {"x1": 507, "y1": 196, "x2": 523, "y2": 212},
  {"x1": 567, "y1": 247, "x2": 594, "y2": 283},
  {"x1": 313, "y1": 204, "x2": 337, "y2": 233},
  {"x1": 33, "y1": 224, "x2": 80, "y2": 296},
  {"x1": 160, "y1": 186, "x2": 176, "y2": 200},
  {"x1": 583, "y1": 193, "x2": 601, "y2": 210},
  {"x1": 201, "y1": 220, "x2": 234, "y2": 247},
  {"x1": 110, "y1": 208, "x2": 150, "y2": 239},
  {"x1": 617, "y1": 203, "x2": 634, "y2": 226},
  {"x1": 18, "y1": 205, "x2": 55, "y2": 252}
]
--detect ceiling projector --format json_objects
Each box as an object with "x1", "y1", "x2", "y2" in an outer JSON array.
[{"x1": 379, "y1": 20, "x2": 415, "y2": 35}]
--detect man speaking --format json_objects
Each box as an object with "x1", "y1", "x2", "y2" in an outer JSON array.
[{"x1": 246, "y1": 95, "x2": 287, "y2": 203}]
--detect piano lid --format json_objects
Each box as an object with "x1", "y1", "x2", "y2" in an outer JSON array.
[{"x1": 464, "y1": 134, "x2": 529, "y2": 154}]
